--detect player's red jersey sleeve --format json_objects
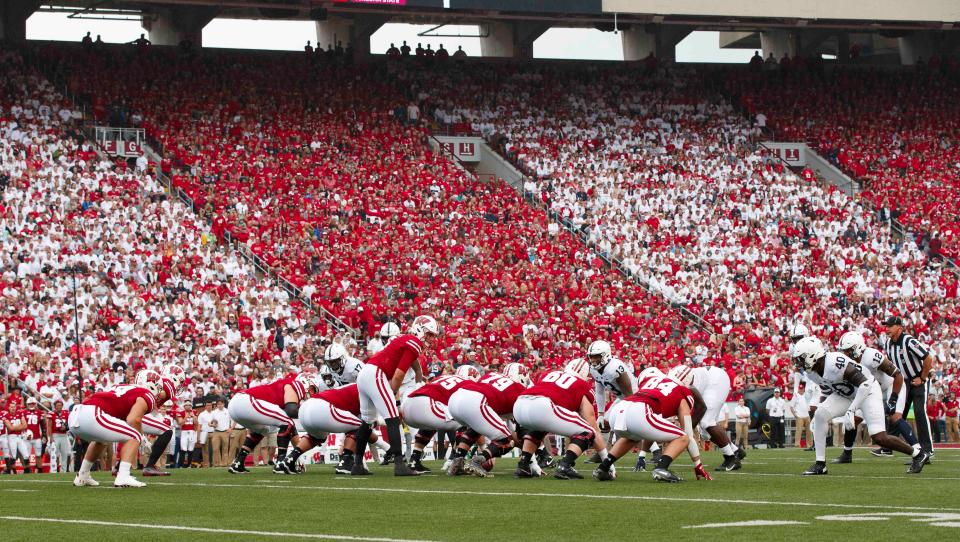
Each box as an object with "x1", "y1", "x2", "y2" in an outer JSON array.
[
  {"x1": 245, "y1": 376, "x2": 302, "y2": 407},
  {"x1": 365, "y1": 334, "x2": 424, "y2": 376},
  {"x1": 523, "y1": 371, "x2": 593, "y2": 412},
  {"x1": 314, "y1": 384, "x2": 361, "y2": 416},
  {"x1": 409, "y1": 375, "x2": 468, "y2": 404}
]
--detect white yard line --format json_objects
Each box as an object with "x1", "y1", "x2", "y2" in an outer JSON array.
[
  {"x1": 727, "y1": 472, "x2": 960, "y2": 481},
  {"x1": 0, "y1": 516, "x2": 439, "y2": 542},
  {"x1": 3, "y1": 478, "x2": 959, "y2": 512},
  {"x1": 682, "y1": 520, "x2": 809, "y2": 529}
]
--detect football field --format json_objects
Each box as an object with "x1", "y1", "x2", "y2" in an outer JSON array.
[{"x1": 1, "y1": 448, "x2": 958, "y2": 541}]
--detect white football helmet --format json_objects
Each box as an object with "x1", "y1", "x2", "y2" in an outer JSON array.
[
  {"x1": 838, "y1": 331, "x2": 866, "y2": 360},
  {"x1": 564, "y1": 358, "x2": 590, "y2": 380},
  {"x1": 792, "y1": 336, "x2": 826, "y2": 371},
  {"x1": 324, "y1": 343, "x2": 348, "y2": 371},
  {"x1": 503, "y1": 363, "x2": 530, "y2": 386},
  {"x1": 135, "y1": 369, "x2": 162, "y2": 386},
  {"x1": 162, "y1": 365, "x2": 186, "y2": 391},
  {"x1": 141, "y1": 380, "x2": 162, "y2": 398},
  {"x1": 455, "y1": 364, "x2": 481, "y2": 382},
  {"x1": 667, "y1": 365, "x2": 694, "y2": 387},
  {"x1": 380, "y1": 322, "x2": 401, "y2": 343},
  {"x1": 319, "y1": 365, "x2": 335, "y2": 388},
  {"x1": 295, "y1": 372, "x2": 321, "y2": 394},
  {"x1": 638, "y1": 367, "x2": 664, "y2": 382},
  {"x1": 789, "y1": 323, "x2": 810, "y2": 343},
  {"x1": 410, "y1": 315, "x2": 440, "y2": 339},
  {"x1": 586, "y1": 340, "x2": 612, "y2": 369}
]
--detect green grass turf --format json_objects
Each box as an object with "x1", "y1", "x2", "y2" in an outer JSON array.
[{"x1": 0, "y1": 448, "x2": 958, "y2": 541}]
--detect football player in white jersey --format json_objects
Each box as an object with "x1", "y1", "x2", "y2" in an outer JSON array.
[
  {"x1": 792, "y1": 336, "x2": 929, "y2": 475},
  {"x1": 668, "y1": 364, "x2": 746, "y2": 471},
  {"x1": 588, "y1": 341, "x2": 636, "y2": 418},
  {"x1": 324, "y1": 342, "x2": 364, "y2": 387},
  {"x1": 833, "y1": 331, "x2": 917, "y2": 463}
]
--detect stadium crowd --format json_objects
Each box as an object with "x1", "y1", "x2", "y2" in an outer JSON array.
[{"x1": 2, "y1": 43, "x2": 960, "y2": 473}]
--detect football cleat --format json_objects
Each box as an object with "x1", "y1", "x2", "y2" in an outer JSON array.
[
  {"x1": 715, "y1": 455, "x2": 742, "y2": 472},
  {"x1": 114, "y1": 475, "x2": 146, "y2": 488},
  {"x1": 592, "y1": 467, "x2": 615, "y2": 482},
  {"x1": 536, "y1": 448, "x2": 556, "y2": 468},
  {"x1": 142, "y1": 466, "x2": 171, "y2": 477},
  {"x1": 409, "y1": 459, "x2": 431, "y2": 474},
  {"x1": 394, "y1": 460, "x2": 420, "y2": 477},
  {"x1": 553, "y1": 463, "x2": 583, "y2": 480},
  {"x1": 734, "y1": 448, "x2": 747, "y2": 461},
  {"x1": 514, "y1": 463, "x2": 536, "y2": 478},
  {"x1": 904, "y1": 454, "x2": 932, "y2": 466},
  {"x1": 584, "y1": 451, "x2": 602, "y2": 464},
  {"x1": 803, "y1": 446, "x2": 816, "y2": 452},
  {"x1": 871, "y1": 448, "x2": 892, "y2": 457},
  {"x1": 380, "y1": 451, "x2": 395, "y2": 466},
  {"x1": 335, "y1": 455, "x2": 354, "y2": 474},
  {"x1": 907, "y1": 451, "x2": 930, "y2": 474},
  {"x1": 802, "y1": 462, "x2": 828, "y2": 476},
  {"x1": 634, "y1": 456, "x2": 646, "y2": 472},
  {"x1": 73, "y1": 474, "x2": 100, "y2": 487},
  {"x1": 350, "y1": 462, "x2": 372, "y2": 476},
  {"x1": 462, "y1": 456, "x2": 490, "y2": 478},
  {"x1": 832, "y1": 451, "x2": 852, "y2": 464},
  {"x1": 228, "y1": 461, "x2": 250, "y2": 474},
  {"x1": 273, "y1": 462, "x2": 292, "y2": 475},
  {"x1": 446, "y1": 457, "x2": 465, "y2": 476},
  {"x1": 652, "y1": 468, "x2": 682, "y2": 483}
]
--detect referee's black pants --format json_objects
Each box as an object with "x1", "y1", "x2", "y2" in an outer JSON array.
[{"x1": 901, "y1": 382, "x2": 933, "y2": 452}]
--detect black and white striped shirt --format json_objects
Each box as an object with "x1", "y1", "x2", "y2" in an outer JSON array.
[{"x1": 879, "y1": 333, "x2": 929, "y2": 381}]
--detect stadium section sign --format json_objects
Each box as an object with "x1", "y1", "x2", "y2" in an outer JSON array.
[
  {"x1": 763, "y1": 141, "x2": 806, "y2": 166},
  {"x1": 433, "y1": 136, "x2": 483, "y2": 162}
]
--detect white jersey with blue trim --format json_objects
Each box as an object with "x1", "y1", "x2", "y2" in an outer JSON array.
[
  {"x1": 331, "y1": 357, "x2": 364, "y2": 387},
  {"x1": 590, "y1": 358, "x2": 635, "y2": 415},
  {"x1": 856, "y1": 347, "x2": 893, "y2": 395},
  {"x1": 806, "y1": 352, "x2": 873, "y2": 399}
]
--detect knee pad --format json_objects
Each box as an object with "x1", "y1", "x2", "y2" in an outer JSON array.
[
  {"x1": 243, "y1": 433, "x2": 265, "y2": 450},
  {"x1": 456, "y1": 429, "x2": 478, "y2": 446},
  {"x1": 283, "y1": 402, "x2": 300, "y2": 420},
  {"x1": 570, "y1": 431, "x2": 595, "y2": 451},
  {"x1": 489, "y1": 437, "x2": 513, "y2": 458},
  {"x1": 277, "y1": 424, "x2": 294, "y2": 438},
  {"x1": 524, "y1": 431, "x2": 547, "y2": 446}
]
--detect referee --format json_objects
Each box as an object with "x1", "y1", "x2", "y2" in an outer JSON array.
[{"x1": 879, "y1": 316, "x2": 934, "y2": 456}]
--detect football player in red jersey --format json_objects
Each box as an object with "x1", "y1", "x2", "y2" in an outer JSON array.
[
  {"x1": 227, "y1": 373, "x2": 320, "y2": 474},
  {"x1": 513, "y1": 360, "x2": 607, "y2": 480},
  {"x1": 592, "y1": 373, "x2": 709, "y2": 483},
  {"x1": 2, "y1": 401, "x2": 26, "y2": 473},
  {"x1": 352, "y1": 315, "x2": 439, "y2": 476},
  {"x1": 19, "y1": 397, "x2": 45, "y2": 473},
  {"x1": 279, "y1": 384, "x2": 392, "y2": 474},
  {"x1": 69, "y1": 382, "x2": 161, "y2": 488},
  {"x1": 136, "y1": 369, "x2": 178, "y2": 476},
  {"x1": 400, "y1": 369, "x2": 477, "y2": 473},
  {"x1": 46, "y1": 398, "x2": 71, "y2": 472},
  {"x1": 447, "y1": 365, "x2": 530, "y2": 477}
]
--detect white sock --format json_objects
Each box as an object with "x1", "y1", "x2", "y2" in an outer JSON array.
[
  {"x1": 79, "y1": 459, "x2": 94, "y2": 476},
  {"x1": 649, "y1": 442, "x2": 661, "y2": 453},
  {"x1": 720, "y1": 444, "x2": 736, "y2": 456},
  {"x1": 118, "y1": 461, "x2": 132, "y2": 478},
  {"x1": 373, "y1": 439, "x2": 390, "y2": 452},
  {"x1": 637, "y1": 451, "x2": 646, "y2": 459},
  {"x1": 912, "y1": 444, "x2": 921, "y2": 457},
  {"x1": 598, "y1": 449, "x2": 609, "y2": 460}
]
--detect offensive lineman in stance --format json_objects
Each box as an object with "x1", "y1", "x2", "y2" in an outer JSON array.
[
  {"x1": 69, "y1": 381, "x2": 162, "y2": 488},
  {"x1": 227, "y1": 373, "x2": 321, "y2": 473},
  {"x1": 593, "y1": 371, "x2": 711, "y2": 482}
]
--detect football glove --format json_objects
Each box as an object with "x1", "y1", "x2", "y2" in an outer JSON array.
[
  {"x1": 886, "y1": 394, "x2": 898, "y2": 415},
  {"x1": 597, "y1": 415, "x2": 610, "y2": 433},
  {"x1": 139, "y1": 437, "x2": 153, "y2": 456},
  {"x1": 694, "y1": 463, "x2": 713, "y2": 481},
  {"x1": 842, "y1": 410, "x2": 856, "y2": 431}
]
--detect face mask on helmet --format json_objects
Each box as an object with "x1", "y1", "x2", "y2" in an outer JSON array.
[
  {"x1": 587, "y1": 340, "x2": 612, "y2": 369},
  {"x1": 324, "y1": 343, "x2": 347, "y2": 372}
]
